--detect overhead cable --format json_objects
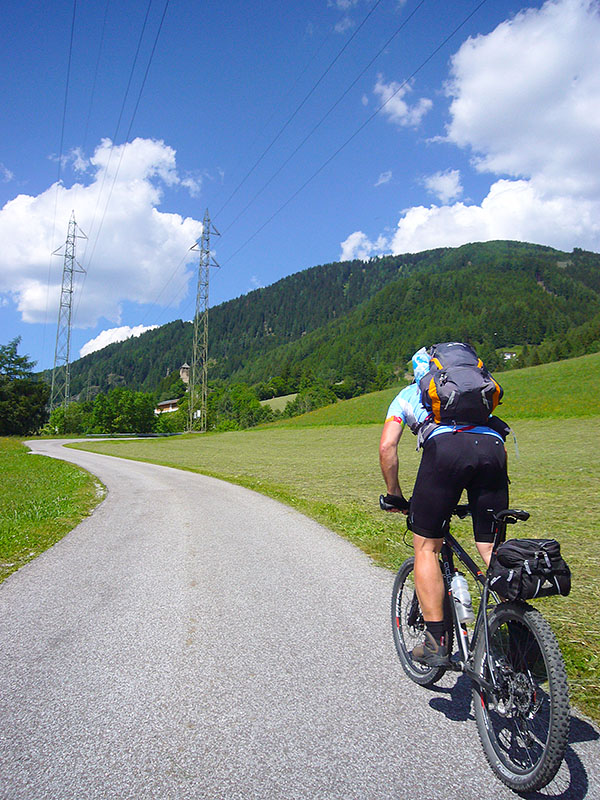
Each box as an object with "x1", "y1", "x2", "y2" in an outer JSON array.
[
  {"x1": 220, "y1": 0, "x2": 428, "y2": 238},
  {"x1": 220, "y1": 0, "x2": 489, "y2": 267},
  {"x1": 74, "y1": 0, "x2": 170, "y2": 327},
  {"x1": 213, "y1": 0, "x2": 384, "y2": 221},
  {"x1": 140, "y1": 4, "x2": 383, "y2": 327},
  {"x1": 43, "y1": 0, "x2": 78, "y2": 364},
  {"x1": 82, "y1": 0, "x2": 155, "y2": 257}
]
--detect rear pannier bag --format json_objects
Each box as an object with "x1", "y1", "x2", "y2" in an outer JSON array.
[
  {"x1": 488, "y1": 539, "x2": 571, "y2": 601},
  {"x1": 419, "y1": 342, "x2": 503, "y2": 425}
]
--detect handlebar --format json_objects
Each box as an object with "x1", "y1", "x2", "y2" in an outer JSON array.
[
  {"x1": 379, "y1": 496, "x2": 471, "y2": 517},
  {"x1": 379, "y1": 494, "x2": 409, "y2": 512},
  {"x1": 493, "y1": 508, "x2": 530, "y2": 524},
  {"x1": 379, "y1": 500, "x2": 529, "y2": 525}
]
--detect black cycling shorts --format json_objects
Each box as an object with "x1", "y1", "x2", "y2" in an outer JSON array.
[{"x1": 408, "y1": 432, "x2": 508, "y2": 543}]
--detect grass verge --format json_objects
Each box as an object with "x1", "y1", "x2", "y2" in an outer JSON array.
[
  {"x1": 0, "y1": 438, "x2": 105, "y2": 583},
  {"x1": 71, "y1": 417, "x2": 600, "y2": 723},
  {"x1": 262, "y1": 351, "x2": 600, "y2": 428}
]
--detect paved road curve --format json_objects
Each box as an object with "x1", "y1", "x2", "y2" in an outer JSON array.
[{"x1": 1, "y1": 440, "x2": 598, "y2": 799}]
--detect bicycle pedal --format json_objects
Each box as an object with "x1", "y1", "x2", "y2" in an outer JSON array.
[{"x1": 450, "y1": 652, "x2": 465, "y2": 669}]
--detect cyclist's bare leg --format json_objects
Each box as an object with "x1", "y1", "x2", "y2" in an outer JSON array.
[
  {"x1": 476, "y1": 541, "x2": 493, "y2": 568},
  {"x1": 413, "y1": 533, "x2": 444, "y2": 620}
]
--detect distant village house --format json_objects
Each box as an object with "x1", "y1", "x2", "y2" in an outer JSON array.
[
  {"x1": 155, "y1": 398, "x2": 179, "y2": 415},
  {"x1": 154, "y1": 363, "x2": 190, "y2": 415}
]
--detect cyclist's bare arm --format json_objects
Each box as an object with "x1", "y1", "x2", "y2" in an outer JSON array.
[{"x1": 379, "y1": 418, "x2": 405, "y2": 500}]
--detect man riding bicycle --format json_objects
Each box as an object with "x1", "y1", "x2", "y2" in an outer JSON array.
[{"x1": 379, "y1": 346, "x2": 509, "y2": 666}]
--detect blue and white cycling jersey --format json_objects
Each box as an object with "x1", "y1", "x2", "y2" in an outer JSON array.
[{"x1": 385, "y1": 382, "x2": 503, "y2": 442}]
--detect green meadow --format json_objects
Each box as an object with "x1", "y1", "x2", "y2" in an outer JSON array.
[
  {"x1": 71, "y1": 352, "x2": 600, "y2": 722},
  {"x1": 0, "y1": 438, "x2": 104, "y2": 582},
  {"x1": 260, "y1": 392, "x2": 298, "y2": 412},
  {"x1": 264, "y1": 351, "x2": 600, "y2": 427},
  {"x1": 1, "y1": 352, "x2": 597, "y2": 720}
]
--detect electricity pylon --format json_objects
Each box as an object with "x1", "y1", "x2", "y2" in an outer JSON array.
[
  {"x1": 188, "y1": 209, "x2": 219, "y2": 432},
  {"x1": 50, "y1": 211, "x2": 87, "y2": 411}
]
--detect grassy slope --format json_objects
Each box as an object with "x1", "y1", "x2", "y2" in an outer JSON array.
[
  {"x1": 263, "y1": 351, "x2": 600, "y2": 428},
  {"x1": 260, "y1": 393, "x2": 298, "y2": 412},
  {"x1": 71, "y1": 352, "x2": 600, "y2": 721},
  {"x1": 0, "y1": 439, "x2": 104, "y2": 582}
]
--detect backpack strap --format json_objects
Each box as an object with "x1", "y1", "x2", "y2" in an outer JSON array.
[{"x1": 416, "y1": 416, "x2": 438, "y2": 449}]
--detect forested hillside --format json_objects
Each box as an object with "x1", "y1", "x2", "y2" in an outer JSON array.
[
  {"x1": 233, "y1": 242, "x2": 600, "y2": 384},
  {"x1": 46, "y1": 240, "x2": 600, "y2": 397}
]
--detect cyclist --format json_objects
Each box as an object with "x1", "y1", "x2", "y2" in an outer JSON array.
[{"x1": 379, "y1": 346, "x2": 509, "y2": 666}]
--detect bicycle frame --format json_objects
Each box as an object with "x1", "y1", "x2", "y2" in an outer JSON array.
[
  {"x1": 439, "y1": 512, "x2": 513, "y2": 695},
  {"x1": 392, "y1": 504, "x2": 569, "y2": 793}
]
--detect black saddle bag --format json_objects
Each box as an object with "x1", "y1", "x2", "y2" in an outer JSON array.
[{"x1": 488, "y1": 539, "x2": 571, "y2": 601}]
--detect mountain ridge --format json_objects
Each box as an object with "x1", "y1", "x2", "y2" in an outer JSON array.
[{"x1": 41, "y1": 240, "x2": 600, "y2": 396}]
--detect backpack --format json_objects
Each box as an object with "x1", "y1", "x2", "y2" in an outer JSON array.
[
  {"x1": 419, "y1": 342, "x2": 503, "y2": 425},
  {"x1": 487, "y1": 539, "x2": 571, "y2": 601}
]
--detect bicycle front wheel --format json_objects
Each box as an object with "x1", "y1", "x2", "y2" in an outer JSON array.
[
  {"x1": 472, "y1": 601, "x2": 570, "y2": 792},
  {"x1": 391, "y1": 557, "x2": 452, "y2": 687}
]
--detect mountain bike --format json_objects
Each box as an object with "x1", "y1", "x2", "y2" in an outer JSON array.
[{"x1": 385, "y1": 502, "x2": 570, "y2": 793}]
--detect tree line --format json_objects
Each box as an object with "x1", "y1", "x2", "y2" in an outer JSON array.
[
  {"x1": 7, "y1": 241, "x2": 600, "y2": 435},
  {"x1": 41, "y1": 241, "x2": 600, "y2": 403},
  {"x1": 39, "y1": 349, "x2": 395, "y2": 436}
]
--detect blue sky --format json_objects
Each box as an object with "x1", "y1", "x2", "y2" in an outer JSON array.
[{"x1": 1, "y1": 0, "x2": 599, "y2": 372}]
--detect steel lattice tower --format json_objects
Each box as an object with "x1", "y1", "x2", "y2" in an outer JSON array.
[
  {"x1": 50, "y1": 211, "x2": 87, "y2": 411},
  {"x1": 188, "y1": 209, "x2": 220, "y2": 432}
]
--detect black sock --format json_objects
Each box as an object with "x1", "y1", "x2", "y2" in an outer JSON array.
[{"x1": 425, "y1": 620, "x2": 446, "y2": 645}]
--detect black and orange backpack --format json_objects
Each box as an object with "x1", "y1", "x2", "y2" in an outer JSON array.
[{"x1": 419, "y1": 342, "x2": 503, "y2": 426}]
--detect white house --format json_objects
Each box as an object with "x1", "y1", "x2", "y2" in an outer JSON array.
[{"x1": 155, "y1": 398, "x2": 179, "y2": 415}]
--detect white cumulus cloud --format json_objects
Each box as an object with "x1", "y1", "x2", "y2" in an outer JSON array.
[
  {"x1": 80, "y1": 324, "x2": 159, "y2": 358},
  {"x1": 374, "y1": 75, "x2": 432, "y2": 128},
  {"x1": 445, "y1": 0, "x2": 600, "y2": 196},
  {"x1": 423, "y1": 169, "x2": 463, "y2": 204},
  {"x1": 340, "y1": 230, "x2": 388, "y2": 261},
  {"x1": 331, "y1": 0, "x2": 359, "y2": 10},
  {"x1": 342, "y1": 0, "x2": 600, "y2": 259},
  {"x1": 0, "y1": 137, "x2": 204, "y2": 327}
]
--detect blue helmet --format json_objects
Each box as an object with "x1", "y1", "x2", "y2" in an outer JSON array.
[{"x1": 411, "y1": 347, "x2": 430, "y2": 383}]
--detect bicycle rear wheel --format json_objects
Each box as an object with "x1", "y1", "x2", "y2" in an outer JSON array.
[
  {"x1": 472, "y1": 601, "x2": 570, "y2": 792},
  {"x1": 391, "y1": 557, "x2": 453, "y2": 686}
]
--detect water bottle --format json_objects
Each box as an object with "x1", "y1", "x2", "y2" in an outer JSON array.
[{"x1": 451, "y1": 572, "x2": 475, "y2": 623}]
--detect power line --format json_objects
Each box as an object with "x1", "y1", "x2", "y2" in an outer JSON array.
[
  {"x1": 84, "y1": 0, "x2": 170, "y2": 269},
  {"x1": 143, "y1": 1, "x2": 421, "y2": 326},
  {"x1": 42, "y1": 0, "x2": 78, "y2": 364},
  {"x1": 81, "y1": 0, "x2": 111, "y2": 152},
  {"x1": 220, "y1": 0, "x2": 428, "y2": 239},
  {"x1": 209, "y1": 22, "x2": 335, "y2": 215},
  {"x1": 56, "y1": 0, "x2": 78, "y2": 194},
  {"x1": 73, "y1": 0, "x2": 171, "y2": 327},
  {"x1": 69, "y1": 0, "x2": 111, "y2": 229},
  {"x1": 220, "y1": 0, "x2": 489, "y2": 267},
  {"x1": 213, "y1": 0, "x2": 384, "y2": 221},
  {"x1": 81, "y1": 0, "x2": 155, "y2": 260},
  {"x1": 138, "y1": 12, "x2": 342, "y2": 326}
]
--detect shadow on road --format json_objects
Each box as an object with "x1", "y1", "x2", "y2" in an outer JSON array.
[{"x1": 425, "y1": 674, "x2": 598, "y2": 799}]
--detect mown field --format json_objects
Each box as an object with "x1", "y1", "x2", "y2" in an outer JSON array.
[
  {"x1": 0, "y1": 439, "x2": 104, "y2": 582},
  {"x1": 70, "y1": 352, "x2": 600, "y2": 722}
]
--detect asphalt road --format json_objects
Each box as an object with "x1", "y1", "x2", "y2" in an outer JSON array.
[{"x1": 0, "y1": 440, "x2": 598, "y2": 800}]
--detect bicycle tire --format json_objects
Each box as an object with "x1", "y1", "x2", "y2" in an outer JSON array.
[
  {"x1": 472, "y1": 601, "x2": 570, "y2": 792},
  {"x1": 391, "y1": 557, "x2": 453, "y2": 686}
]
